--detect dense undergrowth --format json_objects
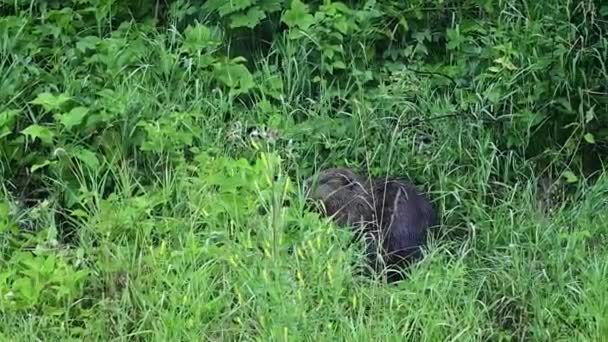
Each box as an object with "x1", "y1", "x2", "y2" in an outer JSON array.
[{"x1": 1, "y1": 0, "x2": 607, "y2": 340}]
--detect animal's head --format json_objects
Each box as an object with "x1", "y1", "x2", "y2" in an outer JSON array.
[
  {"x1": 305, "y1": 168, "x2": 375, "y2": 227},
  {"x1": 306, "y1": 168, "x2": 364, "y2": 203}
]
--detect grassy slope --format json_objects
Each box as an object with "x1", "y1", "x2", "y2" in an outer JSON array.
[{"x1": 1, "y1": 10, "x2": 608, "y2": 342}]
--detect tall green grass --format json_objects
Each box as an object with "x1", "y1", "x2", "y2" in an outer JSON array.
[{"x1": 1, "y1": 1, "x2": 607, "y2": 340}]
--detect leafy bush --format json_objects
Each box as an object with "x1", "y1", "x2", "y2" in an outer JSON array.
[{"x1": 1, "y1": 0, "x2": 607, "y2": 339}]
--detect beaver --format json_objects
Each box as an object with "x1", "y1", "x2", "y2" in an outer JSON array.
[
  {"x1": 306, "y1": 167, "x2": 438, "y2": 282},
  {"x1": 306, "y1": 168, "x2": 374, "y2": 226}
]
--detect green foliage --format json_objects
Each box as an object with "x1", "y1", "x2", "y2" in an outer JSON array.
[
  {"x1": 2, "y1": 251, "x2": 89, "y2": 314},
  {"x1": 1, "y1": 0, "x2": 607, "y2": 339}
]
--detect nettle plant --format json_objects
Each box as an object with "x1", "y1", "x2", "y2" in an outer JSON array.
[
  {"x1": 0, "y1": 11, "x2": 271, "y2": 207},
  {"x1": 179, "y1": 23, "x2": 255, "y2": 96},
  {"x1": 281, "y1": 0, "x2": 385, "y2": 80},
  {"x1": 442, "y1": 0, "x2": 608, "y2": 178},
  {"x1": 1, "y1": 92, "x2": 103, "y2": 209},
  {"x1": 1, "y1": 249, "x2": 89, "y2": 317},
  {"x1": 201, "y1": 0, "x2": 286, "y2": 29}
]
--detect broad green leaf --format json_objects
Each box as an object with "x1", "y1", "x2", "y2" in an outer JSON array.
[
  {"x1": 526, "y1": 111, "x2": 545, "y2": 127},
  {"x1": 30, "y1": 92, "x2": 71, "y2": 112},
  {"x1": 183, "y1": 24, "x2": 221, "y2": 52},
  {"x1": 21, "y1": 124, "x2": 55, "y2": 144},
  {"x1": 584, "y1": 133, "x2": 596, "y2": 144},
  {"x1": 76, "y1": 36, "x2": 100, "y2": 52},
  {"x1": 218, "y1": 0, "x2": 252, "y2": 16},
  {"x1": 202, "y1": 0, "x2": 224, "y2": 11},
  {"x1": 58, "y1": 106, "x2": 89, "y2": 130},
  {"x1": 415, "y1": 43, "x2": 428, "y2": 56},
  {"x1": 214, "y1": 63, "x2": 254, "y2": 91},
  {"x1": 0, "y1": 110, "x2": 19, "y2": 139},
  {"x1": 413, "y1": 29, "x2": 431, "y2": 43},
  {"x1": 282, "y1": 0, "x2": 315, "y2": 30},
  {"x1": 555, "y1": 98, "x2": 573, "y2": 113},
  {"x1": 72, "y1": 148, "x2": 100, "y2": 170},
  {"x1": 258, "y1": 100, "x2": 275, "y2": 114},
  {"x1": 230, "y1": 6, "x2": 266, "y2": 28},
  {"x1": 259, "y1": 0, "x2": 282, "y2": 12},
  {"x1": 13, "y1": 277, "x2": 37, "y2": 304},
  {"x1": 483, "y1": 0, "x2": 495, "y2": 13},
  {"x1": 334, "y1": 19, "x2": 349, "y2": 34},
  {"x1": 260, "y1": 74, "x2": 284, "y2": 100},
  {"x1": 334, "y1": 2, "x2": 351, "y2": 13},
  {"x1": 446, "y1": 27, "x2": 462, "y2": 50},
  {"x1": 333, "y1": 60, "x2": 346, "y2": 69},
  {"x1": 0, "y1": 109, "x2": 19, "y2": 128},
  {"x1": 484, "y1": 87, "x2": 502, "y2": 104},
  {"x1": 562, "y1": 171, "x2": 578, "y2": 184}
]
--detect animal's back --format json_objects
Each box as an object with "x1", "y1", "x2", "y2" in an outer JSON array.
[{"x1": 372, "y1": 180, "x2": 437, "y2": 267}]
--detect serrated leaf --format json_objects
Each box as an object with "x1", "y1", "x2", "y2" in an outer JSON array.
[
  {"x1": 282, "y1": 0, "x2": 315, "y2": 30},
  {"x1": 556, "y1": 98, "x2": 573, "y2": 113},
  {"x1": 72, "y1": 148, "x2": 100, "y2": 170},
  {"x1": 183, "y1": 24, "x2": 222, "y2": 54},
  {"x1": 446, "y1": 27, "x2": 462, "y2": 50},
  {"x1": 214, "y1": 63, "x2": 254, "y2": 91},
  {"x1": 202, "y1": 0, "x2": 225, "y2": 11},
  {"x1": 334, "y1": 19, "x2": 349, "y2": 34},
  {"x1": 562, "y1": 171, "x2": 578, "y2": 184},
  {"x1": 259, "y1": 0, "x2": 282, "y2": 12},
  {"x1": 413, "y1": 29, "x2": 431, "y2": 42},
  {"x1": 333, "y1": 60, "x2": 346, "y2": 69},
  {"x1": 0, "y1": 129, "x2": 11, "y2": 139},
  {"x1": 218, "y1": 0, "x2": 252, "y2": 16},
  {"x1": 484, "y1": 87, "x2": 502, "y2": 104},
  {"x1": 230, "y1": 7, "x2": 267, "y2": 28},
  {"x1": 584, "y1": 133, "x2": 596, "y2": 144},
  {"x1": 0, "y1": 109, "x2": 19, "y2": 128},
  {"x1": 76, "y1": 36, "x2": 100, "y2": 52},
  {"x1": 526, "y1": 111, "x2": 545, "y2": 127},
  {"x1": 30, "y1": 92, "x2": 71, "y2": 112},
  {"x1": 21, "y1": 124, "x2": 55, "y2": 144},
  {"x1": 59, "y1": 106, "x2": 89, "y2": 130}
]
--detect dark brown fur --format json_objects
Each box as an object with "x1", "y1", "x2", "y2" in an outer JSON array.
[{"x1": 307, "y1": 168, "x2": 438, "y2": 282}]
